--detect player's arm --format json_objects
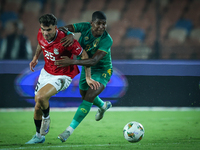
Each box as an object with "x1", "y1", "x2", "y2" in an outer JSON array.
[
  {"x1": 80, "y1": 50, "x2": 100, "y2": 90},
  {"x1": 58, "y1": 25, "x2": 75, "y2": 47},
  {"x1": 75, "y1": 50, "x2": 106, "y2": 67},
  {"x1": 55, "y1": 50, "x2": 106, "y2": 67},
  {"x1": 29, "y1": 43, "x2": 42, "y2": 72},
  {"x1": 59, "y1": 24, "x2": 74, "y2": 32}
]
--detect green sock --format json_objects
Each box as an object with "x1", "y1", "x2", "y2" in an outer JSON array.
[
  {"x1": 93, "y1": 96, "x2": 104, "y2": 108},
  {"x1": 70, "y1": 100, "x2": 93, "y2": 129}
]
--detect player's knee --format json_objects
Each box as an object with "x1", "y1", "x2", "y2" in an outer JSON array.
[
  {"x1": 34, "y1": 104, "x2": 41, "y2": 111},
  {"x1": 35, "y1": 94, "x2": 46, "y2": 104},
  {"x1": 84, "y1": 93, "x2": 96, "y2": 103}
]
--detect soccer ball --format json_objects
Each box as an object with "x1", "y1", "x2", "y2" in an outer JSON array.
[{"x1": 123, "y1": 121, "x2": 145, "y2": 143}]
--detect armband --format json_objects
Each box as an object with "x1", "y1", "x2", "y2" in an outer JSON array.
[{"x1": 67, "y1": 30, "x2": 75, "y2": 36}]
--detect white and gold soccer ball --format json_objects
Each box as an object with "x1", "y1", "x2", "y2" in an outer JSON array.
[{"x1": 123, "y1": 121, "x2": 145, "y2": 143}]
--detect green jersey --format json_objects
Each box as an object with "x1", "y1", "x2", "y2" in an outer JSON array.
[{"x1": 73, "y1": 22, "x2": 113, "y2": 73}]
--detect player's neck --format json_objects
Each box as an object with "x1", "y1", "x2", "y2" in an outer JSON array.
[{"x1": 91, "y1": 30, "x2": 101, "y2": 38}]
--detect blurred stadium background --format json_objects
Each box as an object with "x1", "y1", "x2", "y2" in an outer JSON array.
[{"x1": 1, "y1": 0, "x2": 200, "y2": 60}]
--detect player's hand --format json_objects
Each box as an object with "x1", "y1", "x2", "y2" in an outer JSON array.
[
  {"x1": 29, "y1": 59, "x2": 38, "y2": 72},
  {"x1": 60, "y1": 34, "x2": 74, "y2": 47},
  {"x1": 86, "y1": 78, "x2": 100, "y2": 90},
  {"x1": 54, "y1": 56, "x2": 72, "y2": 67}
]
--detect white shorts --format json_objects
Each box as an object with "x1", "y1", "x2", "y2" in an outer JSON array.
[{"x1": 35, "y1": 68, "x2": 72, "y2": 95}]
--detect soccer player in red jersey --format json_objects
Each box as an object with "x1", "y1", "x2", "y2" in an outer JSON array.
[{"x1": 26, "y1": 14, "x2": 100, "y2": 144}]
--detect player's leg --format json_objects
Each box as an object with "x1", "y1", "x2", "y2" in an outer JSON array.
[
  {"x1": 26, "y1": 69, "x2": 72, "y2": 144},
  {"x1": 25, "y1": 103, "x2": 45, "y2": 144},
  {"x1": 80, "y1": 70, "x2": 112, "y2": 120},
  {"x1": 93, "y1": 96, "x2": 104, "y2": 108},
  {"x1": 58, "y1": 85, "x2": 104, "y2": 142},
  {"x1": 36, "y1": 84, "x2": 57, "y2": 136},
  {"x1": 39, "y1": 76, "x2": 72, "y2": 136},
  {"x1": 26, "y1": 84, "x2": 57, "y2": 144},
  {"x1": 74, "y1": 92, "x2": 112, "y2": 121},
  {"x1": 92, "y1": 71, "x2": 112, "y2": 121}
]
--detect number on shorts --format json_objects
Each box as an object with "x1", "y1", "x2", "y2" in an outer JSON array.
[{"x1": 35, "y1": 82, "x2": 40, "y2": 92}]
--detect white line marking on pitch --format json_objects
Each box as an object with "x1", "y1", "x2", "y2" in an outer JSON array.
[
  {"x1": 1, "y1": 141, "x2": 200, "y2": 150},
  {"x1": 0, "y1": 107, "x2": 200, "y2": 112}
]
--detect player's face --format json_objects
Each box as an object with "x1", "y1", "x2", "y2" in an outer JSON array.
[
  {"x1": 91, "y1": 19, "x2": 107, "y2": 37},
  {"x1": 40, "y1": 24, "x2": 56, "y2": 42}
]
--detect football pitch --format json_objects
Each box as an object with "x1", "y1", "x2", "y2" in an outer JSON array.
[{"x1": 0, "y1": 108, "x2": 200, "y2": 150}]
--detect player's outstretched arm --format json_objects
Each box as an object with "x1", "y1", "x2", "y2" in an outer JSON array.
[
  {"x1": 29, "y1": 44, "x2": 42, "y2": 72},
  {"x1": 55, "y1": 50, "x2": 106, "y2": 67},
  {"x1": 64, "y1": 25, "x2": 74, "y2": 32},
  {"x1": 59, "y1": 24, "x2": 74, "y2": 33}
]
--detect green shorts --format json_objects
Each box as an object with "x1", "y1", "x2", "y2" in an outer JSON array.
[{"x1": 79, "y1": 68, "x2": 113, "y2": 91}]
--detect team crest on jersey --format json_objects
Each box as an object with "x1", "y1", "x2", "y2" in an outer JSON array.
[
  {"x1": 54, "y1": 48, "x2": 59, "y2": 55},
  {"x1": 93, "y1": 38, "x2": 100, "y2": 47},
  {"x1": 84, "y1": 36, "x2": 89, "y2": 40}
]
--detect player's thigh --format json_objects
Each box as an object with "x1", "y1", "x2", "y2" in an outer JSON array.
[
  {"x1": 79, "y1": 72, "x2": 89, "y2": 91},
  {"x1": 36, "y1": 83, "x2": 57, "y2": 100}
]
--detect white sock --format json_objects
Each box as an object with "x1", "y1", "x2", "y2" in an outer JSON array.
[
  {"x1": 66, "y1": 126, "x2": 74, "y2": 134},
  {"x1": 36, "y1": 132, "x2": 42, "y2": 138}
]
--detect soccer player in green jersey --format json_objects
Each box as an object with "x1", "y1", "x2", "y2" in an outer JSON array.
[{"x1": 55, "y1": 11, "x2": 113, "y2": 142}]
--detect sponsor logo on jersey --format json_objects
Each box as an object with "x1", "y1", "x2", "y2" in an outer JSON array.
[
  {"x1": 84, "y1": 36, "x2": 89, "y2": 40},
  {"x1": 41, "y1": 46, "x2": 45, "y2": 49},
  {"x1": 85, "y1": 44, "x2": 91, "y2": 52},
  {"x1": 54, "y1": 48, "x2": 59, "y2": 55},
  {"x1": 93, "y1": 38, "x2": 100, "y2": 47},
  {"x1": 76, "y1": 47, "x2": 81, "y2": 51}
]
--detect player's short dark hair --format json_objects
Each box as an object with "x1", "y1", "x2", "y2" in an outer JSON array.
[
  {"x1": 92, "y1": 11, "x2": 106, "y2": 21},
  {"x1": 39, "y1": 14, "x2": 57, "y2": 26}
]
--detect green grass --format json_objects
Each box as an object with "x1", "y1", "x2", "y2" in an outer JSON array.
[{"x1": 0, "y1": 110, "x2": 200, "y2": 150}]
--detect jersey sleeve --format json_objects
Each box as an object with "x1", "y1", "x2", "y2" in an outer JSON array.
[
  {"x1": 37, "y1": 29, "x2": 41, "y2": 42},
  {"x1": 98, "y1": 35, "x2": 113, "y2": 53},
  {"x1": 67, "y1": 39, "x2": 83, "y2": 56},
  {"x1": 72, "y1": 22, "x2": 91, "y2": 33}
]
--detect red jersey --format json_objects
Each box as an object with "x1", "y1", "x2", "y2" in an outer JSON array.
[{"x1": 37, "y1": 28, "x2": 83, "y2": 78}]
